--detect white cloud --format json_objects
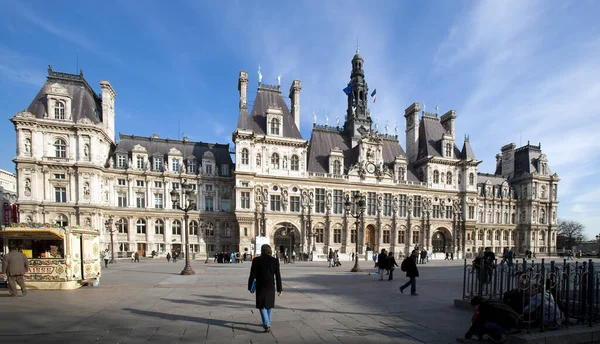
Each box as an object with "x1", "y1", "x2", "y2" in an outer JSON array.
[{"x1": 0, "y1": 46, "x2": 45, "y2": 87}]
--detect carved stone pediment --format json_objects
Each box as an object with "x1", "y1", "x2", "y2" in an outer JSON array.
[
  {"x1": 15, "y1": 111, "x2": 35, "y2": 118},
  {"x1": 132, "y1": 144, "x2": 148, "y2": 152},
  {"x1": 168, "y1": 147, "x2": 182, "y2": 156},
  {"x1": 45, "y1": 83, "x2": 70, "y2": 97}
]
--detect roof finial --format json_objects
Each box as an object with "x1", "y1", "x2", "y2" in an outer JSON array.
[
  {"x1": 312, "y1": 110, "x2": 316, "y2": 125},
  {"x1": 385, "y1": 120, "x2": 389, "y2": 135},
  {"x1": 336, "y1": 113, "x2": 340, "y2": 127},
  {"x1": 435, "y1": 104, "x2": 439, "y2": 114},
  {"x1": 277, "y1": 73, "x2": 281, "y2": 87},
  {"x1": 395, "y1": 122, "x2": 398, "y2": 136},
  {"x1": 356, "y1": 36, "x2": 359, "y2": 54},
  {"x1": 258, "y1": 65, "x2": 262, "y2": 84},
  {"x1": 422, "y1": 101, "x2": 426, "y2": 114},
  {"x1": 325, "y1": 111, "x2": 329, "y2": 127}
]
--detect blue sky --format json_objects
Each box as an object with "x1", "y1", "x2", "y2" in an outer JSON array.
[{"x1": 1, "y1": 1, "x2": 599, "y2": 238}]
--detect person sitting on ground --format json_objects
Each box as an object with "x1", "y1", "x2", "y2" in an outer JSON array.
[
  {"x1": 456, "y1": 296, "x2": 520, "y2": 343},
  {"x1": 521, "y1": 283, "x2": 563, "y2": 328}
]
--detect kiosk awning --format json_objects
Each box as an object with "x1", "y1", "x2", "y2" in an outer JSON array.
[{"x1": 0, "y1": 229, "x2": 64, "y2": 240}]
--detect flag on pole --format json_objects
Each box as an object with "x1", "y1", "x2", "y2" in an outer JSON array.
[
  {"x1": 371, "y1": 89, "x2": 377, "y2": 103},
  {"x1": 343, "y1": 83, "x2": 353, "y2": 95}
]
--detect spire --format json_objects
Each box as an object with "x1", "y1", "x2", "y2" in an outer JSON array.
[
  {"x1": 461, "y1": 136, "x2": 476, "y2": 160},
  {"x1": 344, "y1": 50, "x2": 371, "y2": 145}
]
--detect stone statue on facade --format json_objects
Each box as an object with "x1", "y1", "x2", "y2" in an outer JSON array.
[
  {"x1": 312, "y1": 110, "x2": 316, "y2": 125},
  {"x1": 336, "y1": 114, "x2": 340, "y2": 127},
  {"x1": 258, "y1": 65, "x2": 262, "y2": 84}
]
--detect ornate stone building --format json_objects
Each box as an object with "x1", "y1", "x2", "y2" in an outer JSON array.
[{"x1": 10, "y1": 54, "x2": 559, "y2": 259}]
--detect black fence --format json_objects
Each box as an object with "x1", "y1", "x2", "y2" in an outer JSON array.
[{"x1": 462, "y1": 258, "x2": 600, "y2": 332}]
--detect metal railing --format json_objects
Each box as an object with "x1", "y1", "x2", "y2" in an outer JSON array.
[{"x1": 462, "y1": 258, "x2": 600, "y2": 332}]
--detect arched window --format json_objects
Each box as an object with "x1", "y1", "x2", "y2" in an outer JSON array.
[
  {"x1": 256, "y1": 154, "x2": 261, "y2": 167},
  {"x1": 271, "y1": 118, "x2": 280, "y2": 135},
  {"x1": 54, "y1": 138, "x2": 67, "y2": 158},
  {"x1": 271, "y1": 153, "x2": 280, "y2": 169},
  {"x1": 54, "y1": 101, "x2": 65, "y2": 120},
  {"x1": 241, "y1": 148, "x2": 249, "y2": 165},
  {"x1": 154, "y1": 219, "x2": 164, "y2": 234},
  {"x1": 116, "y1": 218, "x2": 128, "y2": 233},
  {"x1": 469, "y1": 173, "x2": 474, "y2": 185},
  {"x1": 433, "y1": 170, "x2": 439, "y2": 184},
  {"x1": 136, "y1": 219, "x2": 146, "y2": 234},
  {"x1": 333, "y1": 160, "x2": 341, "y2": 175},
  {"x1": 189, "y1": 220, "x2": 198, "y2": 235},
  {"x1": 477, "y1": 230, "x2": 483, "y2": 240},
  {"x1": 445, "y1": 143, "x2": 452, "y2": 157},
  {"x1": 446, "y1": 172, "x2": 452, "y2": 185},
  {"x1": 55, "y1": 214, "x2": 68, "y2": 227},
  {"x1": 291, "y1": 155, "x2": 299, "y2": 171},
  {"x1": 172, "y1": 220, "x2": 182, "y2": 235}
]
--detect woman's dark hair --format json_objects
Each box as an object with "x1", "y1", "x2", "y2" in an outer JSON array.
[
  {"x1": 261, "y1": 244, "x2": 272, "y2": 256},
  {"x1": 471, "y1": 296, "x2": 482, "y2": 307}
]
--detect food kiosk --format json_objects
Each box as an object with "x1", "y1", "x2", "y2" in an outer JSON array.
[{"x1": 0, "y1": 223, "x2": 102, "y2": 290}]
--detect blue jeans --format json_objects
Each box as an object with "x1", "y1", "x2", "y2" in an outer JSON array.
[
  {"x1": 259, "y1": 308, "x2": 272, "y2": 328},
  {"x1": 401, "y1": 276, "x2": 417, "y2": 294}
]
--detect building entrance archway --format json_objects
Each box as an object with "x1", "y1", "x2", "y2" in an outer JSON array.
[
  {"x1": 432, "y1": 231, "x2": 446, "y2": 253},
  {"x1": 365, "y1": 224, "x2": 376, "y2": 250},
  {"x1": 273, "y1": 223, "x2": 300, "y2": 261}
]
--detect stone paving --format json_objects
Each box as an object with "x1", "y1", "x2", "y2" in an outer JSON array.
[{"x1": 0, "y1": 257, "x2": 478, "y2": 343}]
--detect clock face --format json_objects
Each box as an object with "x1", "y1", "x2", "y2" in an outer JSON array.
[{"x1": 366, "y1": 163, "x2": 376, "y2": 174}]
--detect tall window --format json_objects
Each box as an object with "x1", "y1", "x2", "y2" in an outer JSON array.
[
  {"x1": 223, "y1": 223, "x2": 231, "y2": 237},
  {"x1": 398, "y1": 195, "x2": 407, "y2": 217},
  {"x1": 432, "y1": 205, "x2": 440, "y2": 218},
  {"x1": 271, "y1": 153, "x2": 280, "y2": 169},
  {"x1": 446, "y1": 172, "x2": 452, "y2": 185},
  {"x1": 315, "y1": 228, "x2": 324, "y2": 243},
  {"x1": 136, "y1": 219, "x2": 146, "y2": 234},
  {"x1": 469, "y1": 173, "x2": 474, "y2": 185},
  {"x1": 315, "y1": 188, "x2": 326, "y2": 213},
  {"x1": 398, "y1": 230, "x2": 405, "y2": 244},
  {"x1": 333, "y1": 160, "x2": 341, "y2": 175},
  {"x1": 271, "y1": 118, "x2": 280, "y2": 135},
  {"x1": 155, "y1": 220, "x2": 164, "y2": 234},
  {"x1": 398, "y1": 167, "x2": 406, "y2": 181},
  {"x1": 291, "y1": 155, "x2": 299, "y2": 171},
  {"x1": 221, "y1": 199, "x2": 230, "y2": 212},
  {"x1": 221, "y1": 164, "x2": 229, "y2": 176},
  {"x1": 154, "y1": 193, "x2": 163, "y2": 209},
  {"x1": 383, "y1": 193, "x2": 392, "y2": 216},
  {"x1": 118, "y1": 192, "x2": 127, "y2": 207},
  {"x1": 367, "y1": 192, "x2": 377, "y2": 215},
  {"x1": 117, "y1": 155, "x2": 126, "y2": 168},
  {"x1": 256, "y1": 154, "x2": 261, "y2": 167},
  {"x1": 446, "y1": 206, "x2": 453, "y2": 219},
  {"x1": 290, "y1": 196, "x2": 300, "y2": 212},
  {"x1": 206, "y1": 224, "x2": 215, "y2": 236},
  {"x1": 172, "y1": 220, "x2": 181, "y2": 235},
  {"x1": 270, "y1": 195, "x2": 281, "y2": 211},
  {"x1": 136, "y1": 193, "x2": 145, "y2": 208},
  {"x1": 172, "y1": 158, "x2": 180, "y2": 172},
  {"x1": 468, "y1": 206, "x2": 475, "y2": 219},
  {"x1": 187, "y1": 160, "x2": 196, "y2": 174},
  {"x1": 55, "y1": 214, "x2": 68, "y2": 227},
  {"x1": 413, "y1": 195, "x2": 422, "y2": 218},
  {"x1": 333, "y1": 190, "x2": 343, "y2": 214},
  {"x1": 205, "y1": 196, "x2": 214, "y2": 211},
  {"x1": 116, "y1": 218, "x2": 128, "y2": 233},
  {"x1": 412, "y1": 231, "x2": 419, "y2": 244},
  {"x1": 383, "y1": 230, "x2": 390, "y2": 244},
  {"x1": 54, "y1": 139, "x2": 67, "y2": 158},
  {"x1": 137, "y1": 156, "x2": 144, "y2": 169},
  {"x1": 241, "y1": 192, "x2": 250, "y2": 209},
  {"x1": 445, "y1": 143, "x2": 452, "y2": 157},
  {"x1": 433, "y1": 170, "x2": 439, "y2": 183},
  {"x1": 153, "y1": 157, "x2": 163, "y2": 171},
  {"x1": 189, "y1": 221, "x2": 198, "y2": 235},
  {"x1": 334, "y1": 228, "x2": 342, "y2": 243},
  {"x1": 55, "y1": 187, "x2": 67, "y2": 203},
  {"x1": 241, "y1": 149, "x2": 249, "y2": 165},
  {"x1": 54, "y1": 102, "x2": 65, "y2": 119}
]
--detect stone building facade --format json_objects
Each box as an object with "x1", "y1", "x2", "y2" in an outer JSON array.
[{"x1": 10, "y1": 55, "x2": 559, "y2": 259}]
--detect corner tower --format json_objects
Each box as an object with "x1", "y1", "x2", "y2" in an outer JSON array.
[{"x1": 344, "y1": 51, "x2": 372, "y2": 147}]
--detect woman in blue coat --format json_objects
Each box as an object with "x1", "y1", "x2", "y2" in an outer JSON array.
[{"x1": 248, "y1": 244, "x2": 283, "y2": 332}]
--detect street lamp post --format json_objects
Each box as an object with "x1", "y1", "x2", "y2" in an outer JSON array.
[
  {"x1": 170, "y1": 180, "x2": 197, "y2": 275},
  {"x1": 345, "y1": 192, "x2": 366, "y2": 273},
  {"x1": 202, "y1": 220, "x2": 214, "y2": 264},
  {"x1": 104, "y1": 216, "x2": 116, "y2": 264}
]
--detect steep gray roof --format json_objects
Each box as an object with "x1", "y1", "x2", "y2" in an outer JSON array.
[
  {"x1": 114, "y1": 134, "x2": 233, "y2": 167},
  {"x1": 417, "y1": 115, "x2": 461, "y2": 160},
  {"x1": 477, "y1": 173, "x2": 507, "y2": 185},
  {"x1": 236, "y1": 84, "x2": 302, "y2": 139},
  {"x1": 460, "y1": 138, "x2": 476, "y2": 160},
  {"x1": 27, "y1": 70, "x2": 102, "y2": 124},
  {"x1": 514, "y1": 144, "x2": 549, "y2": 177}
]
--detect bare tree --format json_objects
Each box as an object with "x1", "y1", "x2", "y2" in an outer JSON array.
[{"x1": 557, "y1": 219, "x2": 585, "y2": 250}]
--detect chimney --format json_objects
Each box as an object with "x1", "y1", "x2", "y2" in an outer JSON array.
[
  {"x1": 289, "y1": 80, "x2": 302, "y2": 131},
  {"x1": 501, "y1": 143, "x2": 516, "y2": 179},
  {"x1": 495, "y1": 153, "x2": 502, "y2": 174},
  {"x1": 404, "y1": 102, "x2": 420, "y2": 164},
  {"x1": 238, "y1": 71, "x2": 248, "y2": 110},
  {"x1": 99, "y1": 80, "x2": 116, "y2": 143},
  {"x1": 440, "y1": 110, "x2": 456, "y2": 138}
]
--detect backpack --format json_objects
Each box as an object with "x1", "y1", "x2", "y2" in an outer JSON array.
[{"x1": 401, "y1": 258, "x2": 409, "y2": 272}]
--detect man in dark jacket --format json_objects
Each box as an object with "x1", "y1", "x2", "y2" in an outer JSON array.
[
  {"x1": 377, "y1": 249, "x2": 389, "y2": 281},
  {"x1": 457, "y1": 296, "x2": 520, "y2": 342},
  {"x1": 387, "y1": 252, "x2": 399, "y2": 281},
  {"x1": 399, "y1": 250, "x2": 419, "y2": 295},
  {"x1": 1, "y1": 245, "x2": 29, "y2": 296},
  {"x1": 248, "y1": 244, "x2": 282, "y2": 333}
]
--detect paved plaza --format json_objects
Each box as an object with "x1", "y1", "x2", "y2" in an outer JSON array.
[{"x1": 1, "y1": 257, "x2": 485, "y2": 343}]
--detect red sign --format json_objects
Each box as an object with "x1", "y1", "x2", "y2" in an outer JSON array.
[
  {"x1": 11, "y1": 204, "x2": 18, "y2": 224},
  {"x1": 3, "y1": 203, "x2": 9, "y2": 225}
]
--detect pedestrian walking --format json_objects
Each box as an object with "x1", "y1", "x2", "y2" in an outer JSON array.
[
  {"x1": 399, "y1": 250, "x2": 419, "y2": 296},
  {"x1": 378, "y1": 249, "x2": 389, "y2": 281},
  {"x1": 103, "y1": 249, "x2": 110, "y2": 268},
  {"x1": 248, "y1": 244, "x2": 282, "y2": 333},
  {"x1": 387, "y1": 252, "x2": 399, "y2": 281},
  {"x1": 134, "y1": 251, "x2": 140, "y2": 263},
  {"x1": 166, "y1": 252, "x2": 171, "y2": 263},
  {"x1": 1, "y1": 244, "x2": 29, "y2": 297},
  {"x1": 328, "y1": 248, "x2": 334, "y2": 268}
]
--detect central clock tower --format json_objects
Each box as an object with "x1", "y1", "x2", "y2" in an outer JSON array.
[{"x1": 344, "y1": 51, "x2": 373, "y2": 148}]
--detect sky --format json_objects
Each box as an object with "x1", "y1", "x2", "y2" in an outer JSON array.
[{"x1": 0, "y1": 0, "x2": 599, "y2": 238}]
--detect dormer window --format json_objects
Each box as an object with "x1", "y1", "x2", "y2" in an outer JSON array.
[
  {"x1": 136, "y1": 156, "x2": 145, "y2": 169},
  {"x1": 54, "y1": 138, "x2": 67, "y2": 158},
  {"x1": 153, "y1": 157, "x2": 163, "y2": 171},
  {"x1": 333, "y1": 160, "x2": 341, "y2": 175},
  {"x1": 241, "y1": 149, "x2": 249, "y2": 165},
  {"x1": 445, "y1": 143, "x2": 452, "y2": 157},
  {"x1": 117, "y1": 154, "x2": 126, "y2": 168},
  {"x1": 271, "y1": 118, "x2": 280, "y2": 135},
  {"x1": 291, "y1": 155, "x2": 299, "y2": 171},
  {"x1": 54, "y1": 102, "x2": 65, "y2": 120},
  {"x1": 187, "y1": 160, "x2": 196, "y2": 174},
  {"x1": 220, "y1": 164, "x2": 229, "y2": 176},
  {"x1": 398, "y1": 167, "x2": 406, "y2": 181},
  {"x1": 172, "y1": 158, "x2": 180, "y2": 172},
  {"x1": 205, "y1": 163, "x2": 213, "y2": 175},
  {"x1": 271, "y1": 153, "x2": 280, "y2": 169}
]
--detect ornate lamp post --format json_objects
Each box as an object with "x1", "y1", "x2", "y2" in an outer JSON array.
[
  {"x1": 201, "y1": 220, "x2": 214, "y2": 263},
  {"x1": 104, "y1": 215, "x2": 116, "y2": 264},
  {"x1": 170, "y1": 180, "x2": 197, "y2": 275},
  {"x1": 345, "y1": 192, "x2": 366, "y2": 272}
]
